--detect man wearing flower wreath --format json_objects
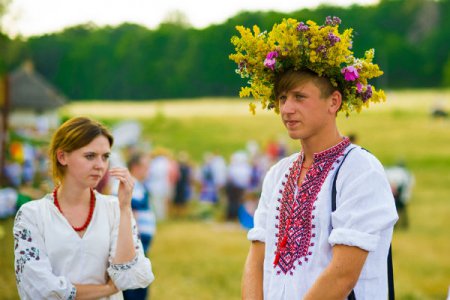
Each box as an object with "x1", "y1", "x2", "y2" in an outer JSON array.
[{"x1": 230, "y1": 16, "x2": 398, "y2": 299}]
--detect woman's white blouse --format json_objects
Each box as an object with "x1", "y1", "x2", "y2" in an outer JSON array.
[
  {"x1": 248, "y1": 146, "x2": 398, "y2": 300},
  {"x1": 13, "y1": 191, "x2": 154, "y2": 300}
]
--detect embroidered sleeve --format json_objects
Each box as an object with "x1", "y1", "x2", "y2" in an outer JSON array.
[
  {"x1": 107, "y1": 205, "x2": 154, "y2": 290},
  {"x1": 13, "y1": 207, "x2": 77, "y2": 300},
  {"x1": 329, "y1": 155, "x2": 398, "y2": 251},
  {"x1": 110, "y1": 255, "x2": 139, "y2": 271}
]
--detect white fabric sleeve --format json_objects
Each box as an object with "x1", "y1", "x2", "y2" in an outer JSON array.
[
  {"x1": 107, "y1": 205, "x2": 154, "y2": 290},
  {"x1": 329, "y1": 155, "x2": 398, "y2": 251},
  {"x1": 247, "y1": 165, "x2": 278, "y2": 243},
  {"x1": 13, "y1": 206, "x2": 77, "y2": 300}
]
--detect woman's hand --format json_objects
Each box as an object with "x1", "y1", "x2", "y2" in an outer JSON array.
[
  {"x1": 109, "y1": 167, "x2": 134, "y2": 210},
  {"x1": 73, "y1": 278, "x2": 119, "y2": 299},
  {"x1": 109, "y1": 167, "x2": 136, "y2": 263},
  {"x1": 106, "y1": 277, "x2": 119, "y2": 294}
]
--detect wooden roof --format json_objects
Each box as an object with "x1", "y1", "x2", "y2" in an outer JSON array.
[{"x1": 9, "y1": 61, "x2": 67, "y2": 111}]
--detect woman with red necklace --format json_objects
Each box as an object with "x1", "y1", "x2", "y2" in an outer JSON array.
[{"x1": 13, "y1": 117, "x2": 154, "y2": 299}]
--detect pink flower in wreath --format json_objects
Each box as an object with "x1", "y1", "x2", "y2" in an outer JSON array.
[
  {"x1": 356, "y1": 82, "x2": 363, "y2": 93},
  {"x1": 264, "y1": 51, "x2": 279, "y2": 70},
  {"x1": 341, "y1": 65, "x2": 359, "y2": 81}
]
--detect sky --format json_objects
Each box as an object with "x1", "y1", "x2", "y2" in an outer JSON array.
[{"x1": 1, "y1": 0, "x2": 379, "y2": 38}]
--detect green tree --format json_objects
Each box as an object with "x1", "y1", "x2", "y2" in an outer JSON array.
[
  {"x1": 4, "y1": 0, "x2": 450, "y2": 100},
  {"x1": 443, "y1": 55, "x2": 450, "y2": 87}
]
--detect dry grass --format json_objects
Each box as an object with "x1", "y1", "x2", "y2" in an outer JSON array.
[
  {"x1": 63, "y1": 97, "x2": 273, "y2": 118},
  {"x1": 63, "y1": 90, "x2": 450, "y2": 118}
]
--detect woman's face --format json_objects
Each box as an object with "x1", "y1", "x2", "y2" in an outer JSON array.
[{"x1": 58, "y1": 135, "x2": 111, "y2": 189}]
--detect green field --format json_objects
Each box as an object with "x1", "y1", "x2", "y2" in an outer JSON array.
[{"x1": 1, "y1": 90, "x2": 449, "y2": 299}]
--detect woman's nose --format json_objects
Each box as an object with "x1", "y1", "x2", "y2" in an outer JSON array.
[{"x1": 94, "y1": 157, "x2": 105, "y2": 169}]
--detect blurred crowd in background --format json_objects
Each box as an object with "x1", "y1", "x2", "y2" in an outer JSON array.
[
  {"x1": 0, "y1": 120, "x2": 291, "y2": 230},
  {"x1": 0, "y1": 121, "x2": 414, "y2": 231}
]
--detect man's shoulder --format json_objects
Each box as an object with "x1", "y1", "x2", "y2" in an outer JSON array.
[{"x1": 344, "y1": 145, "x2": 386, "y2": 174}]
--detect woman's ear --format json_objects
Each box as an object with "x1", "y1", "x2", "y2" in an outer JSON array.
[
  {"x1": 329, "y1": 90, "x2": 342, "y2": 114},
  {"x1": 56, "y1": 150, "x2": 67, "y2": 166}
]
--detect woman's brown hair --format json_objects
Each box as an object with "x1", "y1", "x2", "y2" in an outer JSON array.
[{"x1": 49, "y1": 117, "x2": 114, "y2": 184}]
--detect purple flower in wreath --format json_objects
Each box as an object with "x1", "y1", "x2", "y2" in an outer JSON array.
[
  {"x1": 341, "y1": 66, "x2": 359, "y2": 81},
  {"x1": 317, "y1": 45, "x2": 326, "y2": 53},
  {"x1": 328, "y1": 32, "x2": 340, "y2": 46},
  {"x1": 325, "y1": 16, "x2": 342, "y2": 26},
  {"x1": 361, "y1": 85, "x2": 373, "y2": 102},
  {"x1": 264, "y1": 51, "x2": 279, "y2": 70},
  {"x1": 297, "y1": 22, "x2": 309, "y2": 32},
  {"x1": 333, "y1": 16, "x2": 342, "y2": 25}
]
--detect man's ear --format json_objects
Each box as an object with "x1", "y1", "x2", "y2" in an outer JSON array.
[
  {"x1": 56, "y1": 150, "x2": 67, "y2": 166},
  {"x1": 329, "y1": 90, "x2": 342, "y2": 114}
]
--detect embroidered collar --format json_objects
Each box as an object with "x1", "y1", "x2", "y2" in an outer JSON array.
[
  {"x1": 273, "y1": 137, "x2": 351, "y2": 275},
  {"x1": 310, "y1": 137, "x2": 351, "y2": 162}
]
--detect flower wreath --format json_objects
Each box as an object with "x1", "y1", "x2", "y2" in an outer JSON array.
[{"x1": 229, "y1": 16, "x2": 386, "y2": 116}]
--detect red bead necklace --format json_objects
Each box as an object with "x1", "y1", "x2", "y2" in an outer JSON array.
[{"x1": 53, "y1": 187, "x2": 96, "y2": 232}]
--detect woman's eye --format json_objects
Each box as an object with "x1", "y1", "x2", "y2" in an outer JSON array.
[
  {"x1": 102, "y1": 154, "x2": 110, "y2": 161},
  {"x1": 86, "y1": 154, "x2": 95, "y2": 160}
]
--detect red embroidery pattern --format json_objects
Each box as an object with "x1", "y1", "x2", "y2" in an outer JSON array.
[{"x1": 274, "y1": 138, "x2": 350, "y2": 275}]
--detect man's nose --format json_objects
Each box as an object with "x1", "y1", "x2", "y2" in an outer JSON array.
[{"x1": 280, "y1": 97, "x2": 295, "y2": 114}]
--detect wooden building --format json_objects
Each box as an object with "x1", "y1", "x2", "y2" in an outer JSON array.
[{"x1": 7, "y1": 60, "x2": 67, "y2": 131}]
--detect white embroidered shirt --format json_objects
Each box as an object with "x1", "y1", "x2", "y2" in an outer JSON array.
[
  {"x1": 248, "y1": 142, "x2": 398, "y2": 299},
  {"x1": 13, "y1": 191, "x2": 154, "y2": 300}
]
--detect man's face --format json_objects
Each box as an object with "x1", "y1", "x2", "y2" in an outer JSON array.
[{"x1": 278, "y1": 80, "x2": 333, "y2": 140}]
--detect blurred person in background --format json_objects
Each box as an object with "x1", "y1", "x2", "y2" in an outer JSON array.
[
  {"x1": 385, "y1": 160, "x2": 415, "y2": 230},
  {"x1": 13, "y1": 116, "x2": 154, "y2": 299},
  {"x1": 199, "y1": 153, "x2": 220, "y2": 205},
  {"x1": 225, "y1": 151, "x2": 252, "y2": 221},
  {"x1": 211, "y1": 152, "x2": 228, "y2": 198},
  {"x1": 122, "y1": 152, "x2": 156, "y2": 300},
  {"x1": 145, "y1": 148, "x2": 177, "y2": 220},
  {"x1": 172, "y1": 151, "x2": 193, "y2": 218}
]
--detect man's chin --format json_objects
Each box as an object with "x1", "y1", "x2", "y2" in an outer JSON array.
[{"x1": 287, "y1": 131, "x2": 303, "y2": 140}]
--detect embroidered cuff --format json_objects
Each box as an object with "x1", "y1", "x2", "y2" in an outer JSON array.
[
  {"x1": 109, "y1": 254, "x2": 139, "y2": 271},
  {"x1": 67, "y1": 286, "x2": 76, "y2": 300},
  {"x1": 108, "y1": 255, "x2": 154, "y2": 291},
  {"x1": 328, "y1": 228, "x2": 380, "y2": 252},
  {"x1": 247, "y1": 227, "x2": 266, "y2": 242}
]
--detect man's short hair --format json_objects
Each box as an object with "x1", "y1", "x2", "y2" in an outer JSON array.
[{"x1": 274, "y1": 69, "x2": 341, "y2": 101}]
